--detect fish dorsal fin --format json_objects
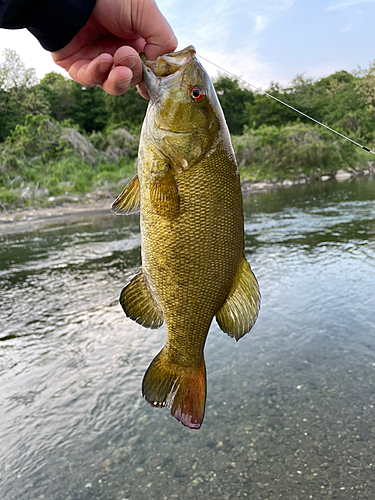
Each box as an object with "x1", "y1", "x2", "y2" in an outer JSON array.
[
  {"x1": 111, "y1": 174, "x2": 140, "y2": 215},
  {"x1": 150, "y1": 160, "x2": 179, "y2": 218},
  {"x1": 120, "y1": 269, "x2": 164, "y2": 329},
  {"x1": 216, "y1": 256, "x2": 260, "y2": 341}
]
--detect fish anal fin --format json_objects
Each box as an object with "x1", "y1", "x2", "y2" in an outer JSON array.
[
  {"x1": 142, "y1": 350, "x2": 206, "y2": 429},
  {"x1": 111, "y1": 174, "x2": 140, "y2": 215},
  {"x1": 216, "y1": 256, "x2": 261, "y2": 341},
  {"x1": 120, "y1": 269, "x2": 163, "y2": 329},
  {"x1": 150, "y1": 160, "x2": 179, "y2": 217}
]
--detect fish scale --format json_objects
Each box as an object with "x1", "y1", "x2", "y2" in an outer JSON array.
[
  {"x1": 112, "y1": 46, "x2": 260, "y2": 429},
  {"x1": 141, "y1": 145, "x2": 242, "y2": 362}
]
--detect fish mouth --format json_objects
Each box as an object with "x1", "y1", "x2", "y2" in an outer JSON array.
[
  {"x1": 141, "y1": 46, "x2": 196, "y2": 103},
  {"x1": 141, "y1": 45, "x2": 196, "y2": 77}
]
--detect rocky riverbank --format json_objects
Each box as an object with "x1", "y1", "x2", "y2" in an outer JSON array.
[
  {"x1": 1, "y1": 167, "x2": 373, "y2": 236},
  {"x1": 242, "y1": 163, "x2": 375, "y2": 192}
]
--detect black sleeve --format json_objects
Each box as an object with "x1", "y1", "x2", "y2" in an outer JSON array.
[{"x1": 0, "y1": 0, "x2": 97, "y2": 51}]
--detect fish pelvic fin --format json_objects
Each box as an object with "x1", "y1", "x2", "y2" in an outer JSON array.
[
  {"x1": 120, "y1": 269, "x2": 163, "y2": 329},
  {"x1": 142, "y1": 350, "x2": 206, "y2": 429},
  {"x1": 150, "y1": 160, "x2": 180, "y2": 218},
  {"x1": 216, "y1": 255, "x2": 261, "y2": 341},
  {"x1": 111, "y1": 174, "x2": 140, "y2": 215}
]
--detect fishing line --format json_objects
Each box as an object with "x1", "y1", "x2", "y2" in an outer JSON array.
[{"x1": 197, "y1": 54, "x2": 375, "y2": 155}]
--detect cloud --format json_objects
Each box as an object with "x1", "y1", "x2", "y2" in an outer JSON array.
[
  {"x1": 0, "y1": 29, "x2": 66, "y2": 79},
  {"x1": 300, "y1": 62, "x2": 342, "y2": 80},
  {"x1": 162, "y1": 0, "x2": 296, "y2": 52},
  {"x1": 327, "y1": 0, "x2": 375, "y2": 11},
  {"x1": 245, "y1": 0, "x2": 296, "y2": 32},
  {"x1": 0, "y1": 0, "x2": 297, "y2": 89},
  {"x1": 195, "y1": 44, "x2": 286, "y2": 90},
  {"x1": 253, "y1": 15, "x2": 269, "y2": 33},
  {"x1": 162, "y1": 0, "x2": 297, "y2": 89}
]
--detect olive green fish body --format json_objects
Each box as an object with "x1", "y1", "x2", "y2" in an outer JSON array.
[
  {"x1": 112, "y1": 46, "x2": 260, "y2": 429},
  {"x1": 140, "y1": 140, "x2": 243, "y2": 364}
]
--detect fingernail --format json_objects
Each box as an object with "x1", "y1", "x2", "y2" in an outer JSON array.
[
  {"x1": 118, "y1": 56, "x2": 137, "y2": 69},
  {"x1": 117, "y1": 78, "x2": 131, "y2": 89}
]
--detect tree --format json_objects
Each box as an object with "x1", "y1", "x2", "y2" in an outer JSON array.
[
  {"x1": 39, "y1": 73, "x2": 109, "y2": 132},
  {"x1": 213, "y1": 76, "x2": 254, "y2": 135},
  {"x1": 244, "y1": 83, "x2": 298, "y2": 130},
  {"x1": 0, "y1": 89, "x2": 8, "y2": 142},
  {"x1": 353, "y1": 61, "x2": 375, "y2": 141},
  {"x1": 70, "y1": 83, "x2": 109, "y2": 132},
  {"x1": 106, "y1": 86, "x2": 148, "y2": 132},
  {"x1": 0, "y1": 49, "x2": 50, "y2": 142},
  {"x1": 38, "y1": 72, "x2": 76, "y2": 122},
  {"x1": 0, "y1": 49, "x2": 38, "y2": 90},
  {"x1": 242, "y1": 70, "x2": 373, "y2": 142}
]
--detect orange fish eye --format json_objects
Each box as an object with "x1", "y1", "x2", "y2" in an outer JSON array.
[{"x1": 190, "y1": 86, "x2": 204, "y2": 101}]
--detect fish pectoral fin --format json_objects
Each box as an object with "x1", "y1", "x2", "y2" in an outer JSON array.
[
  {"x1": 142, "y1": 349, "x2": 206, "y2": 430},
  {"x1": 111, "y1": 174, "x2": 140, "y2": 215},
  {"x1": 120, "y1": 268, "x2": 163, "y2": 329},
  {"x1": 216, "y1": 255, "x2": 261, "y2": 341},
  {"x1": 150, "y1": 160, "x2": 179, "y2": 217}
]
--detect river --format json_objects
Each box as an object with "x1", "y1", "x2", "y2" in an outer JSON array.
[{"x1": 1, "y1": 176, "x2": 375, "y2": 499}]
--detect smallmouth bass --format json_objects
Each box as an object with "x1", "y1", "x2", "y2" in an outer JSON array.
[{"x1": 112, "y1": 46, "x2": 260, "y2": 429}]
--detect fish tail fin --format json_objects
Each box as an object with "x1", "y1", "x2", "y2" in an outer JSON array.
[{"x1": 142, "y1": 349, "x2": 206, "y2": 429}]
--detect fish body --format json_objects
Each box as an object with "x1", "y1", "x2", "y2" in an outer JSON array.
[{"x1": 112, "y1": 46, "x2": 260, "y2": 429}]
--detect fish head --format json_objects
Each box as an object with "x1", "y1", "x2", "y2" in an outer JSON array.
[{"x1": 141, "y1": 46, "x2": 230, "y2": 170}]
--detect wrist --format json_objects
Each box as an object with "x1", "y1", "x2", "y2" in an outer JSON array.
[{"x1": 27, "y1": 0, "x2": 98, "y2": 51}]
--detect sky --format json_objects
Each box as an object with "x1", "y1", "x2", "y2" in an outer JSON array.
[{"x1": 1, "y1": 0, "x2": 375, "y2": 89}]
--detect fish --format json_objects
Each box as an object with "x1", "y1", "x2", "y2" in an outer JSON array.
[{"x1": 112, "y1": 45, "x2": 260, "y2": 429}]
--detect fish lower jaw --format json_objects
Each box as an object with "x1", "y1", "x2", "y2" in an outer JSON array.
[{"x1": 157, "y1": 127, "x2": 198, "y2": 135}]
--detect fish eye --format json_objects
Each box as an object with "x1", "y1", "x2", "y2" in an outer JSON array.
[{"x1": 190, "y1": 86, "x2": 204, "y2": 101}]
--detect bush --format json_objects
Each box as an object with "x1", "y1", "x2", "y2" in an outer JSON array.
[
  {"x1": 0, "y1": 114, "x2": 138, "y2": 209},
  {"x1": 233, "y1": 123, "x2": 368, "y2": 181}
]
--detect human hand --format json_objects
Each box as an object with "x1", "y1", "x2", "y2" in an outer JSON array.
[{"x1": 51, "y1": 0, "x2": 177, "y2": 96}]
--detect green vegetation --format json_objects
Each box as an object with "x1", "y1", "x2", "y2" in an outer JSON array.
[
  {"x1": 234, "y1": 123, "x2": 368, "y2": 182},
  {"x1": 0, "y1": 113, "x2": 137, "y2": 209},
  {"x1": 1, "y1": 49, "x2": 375, "y2": 210}
]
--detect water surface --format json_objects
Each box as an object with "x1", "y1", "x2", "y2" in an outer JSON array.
[{"x1": 1, "y1": 177, "x2": 375, "y2": 499}]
